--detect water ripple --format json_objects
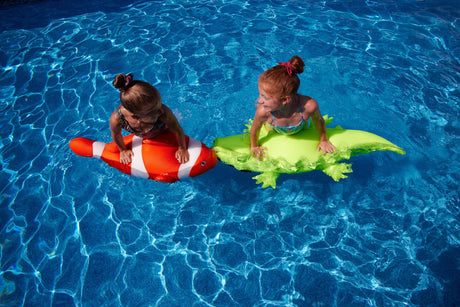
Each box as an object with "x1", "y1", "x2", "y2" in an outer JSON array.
[{"x1": 1, "y1": 0, "x2": 459, "y2": 306}]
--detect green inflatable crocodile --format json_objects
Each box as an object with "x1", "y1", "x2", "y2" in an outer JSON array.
[{"x1": 213, "y1": 116, "x2": 405, "y2": 189}]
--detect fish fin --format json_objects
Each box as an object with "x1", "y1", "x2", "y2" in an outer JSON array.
[
  {"x1": 154, "y1": 174, "x2": 177, "y2": 183},
  {"x1": 322, "y1": 163, "x2": 353, "y2": 181},
  {"x1": 253, "y1": 172, "x2": 280, "y2": 189}
]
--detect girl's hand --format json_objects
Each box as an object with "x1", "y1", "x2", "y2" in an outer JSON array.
[
  {"x1": 251, "y1": 146, "x2": 267, "y2": 160},
  {"x1": 175, "y1": 148, "x2": 190, "y2": 164},
  {"x1": 317, "y1": 140, "x2": 336, "y2": 155},
  {"x1": 120, "y1": 149, "x2": 134, "y2": 164}
]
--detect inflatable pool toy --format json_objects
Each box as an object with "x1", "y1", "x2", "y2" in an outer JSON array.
[
  {"x1": 214, "y1": 116, "x2": 405, "y2": 188},
  {"x1": 70, "y1": 132, "x2": 217, "y2": 182},
  {"x1": 70, "y1": 131, "x2": 217, "y2": 182},
  {"x1": 213, "y1": 116, "x2": 405, "y2": 188}
]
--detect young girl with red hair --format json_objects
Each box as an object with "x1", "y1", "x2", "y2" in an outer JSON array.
[{"x1": 250, "y1": 56, "x2": 336, "y2": 160}]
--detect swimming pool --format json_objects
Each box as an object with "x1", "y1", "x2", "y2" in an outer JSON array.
[{"x1": 1, "y1": 0, "x2": 459, "y2": 306}]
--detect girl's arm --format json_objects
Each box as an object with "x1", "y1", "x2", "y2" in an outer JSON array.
[
  {"x1": 110, "y1": 110, "x2": 134, "y2": 164},
  {"x1": 162, "y1": 106, "x2": 189, "y2": 163},
  {"x1": 306, "y1": 99, "x2": 336, "y2": 155},
  {"x1": 250, "y1": 106, "x2": 268, "y2": 160}
]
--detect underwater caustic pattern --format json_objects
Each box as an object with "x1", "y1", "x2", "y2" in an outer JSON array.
[{"x1": 0, "y1": 0, "x2": 459, "y2": 306}]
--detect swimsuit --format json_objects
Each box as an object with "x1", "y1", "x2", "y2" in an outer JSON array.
[
  {"x1": 116, "y1": 106, "x2": 166, "y2": 137},
  {"x1": 268, "y1": 105, "x2": 306, "y2": 135}
]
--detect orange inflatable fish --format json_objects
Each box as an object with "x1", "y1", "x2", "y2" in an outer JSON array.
[{"x1": 69, "y1": 131, "x2": 217, "y2": 183}]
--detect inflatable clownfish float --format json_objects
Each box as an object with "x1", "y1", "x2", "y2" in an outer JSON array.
[{"x1": 69, "y1": 130, "x2": 217, "y2": 183}]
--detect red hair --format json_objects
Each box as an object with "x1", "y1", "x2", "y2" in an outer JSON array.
[{"x1": 259, "y1": 55, "x2": 305, "y2": 98}]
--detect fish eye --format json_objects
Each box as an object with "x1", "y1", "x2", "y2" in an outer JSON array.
[{"x1": 201, "y1": 161, "x2": 207, "y2": 166}]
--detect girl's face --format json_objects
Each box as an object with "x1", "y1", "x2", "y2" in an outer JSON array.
[
  {"x1": 257, "y1": 83, "x2": 284, "y2": 112},
  {"x1": 121, "y1": 106, "x2": 163, "y2": 133}
]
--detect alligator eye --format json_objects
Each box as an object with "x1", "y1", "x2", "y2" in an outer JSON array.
[{"x1": 201, "y1": 161, "x2": 207, "y2": 166}]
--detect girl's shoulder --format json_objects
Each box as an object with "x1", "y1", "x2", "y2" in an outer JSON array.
[
  {"x1": 299, "y1": 95, "x2": 318, "y2": 114},
  {"x1": 160, "y1": 104, "x2": 170, "y2": 112},
  {"x1": 298, "y1": 94, "x2": 314, "y2": 104},
  {"x1": 255, "y1": 104, "x2": 271, "y2": 120}
]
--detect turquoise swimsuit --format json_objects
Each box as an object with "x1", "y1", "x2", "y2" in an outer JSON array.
[
  {"x1": 268, "y1": 105, "x2": 306, "y2": 135},
  {"x1": 116, "y1": 106, "x2": 166, "y2": 137}
]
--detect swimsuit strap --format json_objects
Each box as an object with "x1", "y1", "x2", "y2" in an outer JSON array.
[
  {"x1": 271, "y1": 102, "x2": 303, "y2": 127},
  {"x1": 271, "y1": 111, "x2": 277, "y2": 127},
  {"x1": 269, "y1": 99, "x2": 306, "y2": 135},
  {"x1": 116, "y1": 106, "x2": 134, "y2": 132}
]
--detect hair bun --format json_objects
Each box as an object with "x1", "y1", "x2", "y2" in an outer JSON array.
[
  {"x1": 113, "y1": 73, "x2": 134, "y2": 92},
  {"x1": 113, "y1": 74, "x2": 126, "y2": 89},
  {"x1": 289, "y1": 56, "x2": 305, "y2": 74}
]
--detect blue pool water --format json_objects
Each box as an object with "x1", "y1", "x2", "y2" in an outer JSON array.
[{"x1": 1, "y1": 0, "x2": 459, "y2": 306}]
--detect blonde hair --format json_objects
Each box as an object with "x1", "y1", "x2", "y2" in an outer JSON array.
[
  {"x1": 259, "y1": 55, "x2": 305, "y2": 98},
  {"x1": 113, "y1": 73, "x2": 162, "y2": 114}
]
